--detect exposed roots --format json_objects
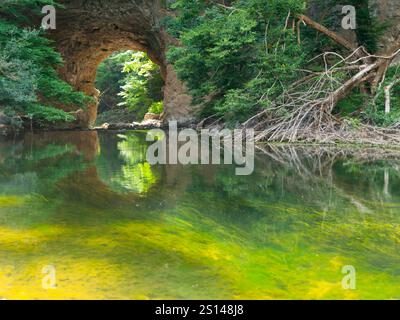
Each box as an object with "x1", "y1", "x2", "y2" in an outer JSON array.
[
  {"x1": 242, "y1": 46, "x2": 400, "y2": 146},
  {"x1": 247, "y1": 106, "x2": 400, "y2": 146}
]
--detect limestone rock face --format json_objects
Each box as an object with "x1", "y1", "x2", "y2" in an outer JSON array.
[{"x1": 49, "y1": 0, "x2": 193, "y2": 128}]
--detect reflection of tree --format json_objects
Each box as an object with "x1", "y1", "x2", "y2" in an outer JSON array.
[
  {"x1": 255, "y1": 145, "x2": 400, "y2": 207},
  {"x1": 96, "y1": 132, "x2": 160, "y2": 194},
  {"x1": 117, "y1": 163, "x2": 158, "y2": 194},
  {"x1": 0, "y1": 136, "x2": 91, "y2": 196},
  {"x1": 183, "y1": 145, "x2": 400, "y2": 238}
]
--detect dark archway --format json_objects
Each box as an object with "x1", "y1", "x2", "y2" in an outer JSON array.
[{"x1": 48, "y1": 0, "x2": 194, "y2": 128}]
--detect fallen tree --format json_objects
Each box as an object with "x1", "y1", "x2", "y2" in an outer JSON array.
[{"x1": 242, "y1": 13, "x2": 400, "y2": 145}]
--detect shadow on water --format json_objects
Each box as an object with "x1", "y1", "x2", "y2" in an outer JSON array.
[{"x1": 0, "y1": 131, "x2": 399, "y2": 299}]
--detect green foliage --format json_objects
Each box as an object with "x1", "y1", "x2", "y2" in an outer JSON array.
[
  {"x1": 148, "y1": 101, "x2": 164, "y2": 115},
  {"x1": 167, "y1": 0, "x2": 394, "y2": 127},
  {"x1": 118, "y1": 51, "x2": 164, "y2": 118},
  {"x1": 312, "y1": 0, "x2": 389, "y2": 54},
  {"x1": 0, "y1": 0, "x2": 58, "y2": 23},
  {"x1": 334, "y1": 91, "x2": 368, "y2": 116},
  {"x1": 350, "y1": 0, "x2": 388, "y2": 53},
  {"x1": 95, "y1": 51, "x2": 164, "y2": 123},
  {"x1": 364, "y1": 67, "x2": 400, "y2": 127},
  {"x1": 119, "y1": 52, "x2": 155, "y2": 109},
  {"x1": 95, "y1": 52, "x2": 130, "y2": 114},
  {"x1": 0, "y1": 1, "x2": 91, "y2": 127},
  {"x1": 167, "y1": 0, "x2": 306, "y2": 123}
]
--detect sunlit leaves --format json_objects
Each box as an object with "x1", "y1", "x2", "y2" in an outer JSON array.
[{"x1": 117, "y1": 51, "x2": 164, "y2": 117}]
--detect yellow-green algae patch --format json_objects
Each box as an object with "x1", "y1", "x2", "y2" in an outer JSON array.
[
  {"x1": 0, "y1": 196, "x2": 28, "y2": 208},
  {"x1": 0, "y1": 203, "x2": 399, "y2": 300}
]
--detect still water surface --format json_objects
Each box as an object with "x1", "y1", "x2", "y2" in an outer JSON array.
[{"x1": 0, "y1": 131, "x2": 399, "y2": 299}]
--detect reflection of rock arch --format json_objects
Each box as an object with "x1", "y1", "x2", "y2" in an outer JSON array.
[
  {"x1": 49, "y1": 0, "x2": 194, "y2": 128},
  {"x1": 27, "y1": 131, "x2": 193, "y2": 209}
]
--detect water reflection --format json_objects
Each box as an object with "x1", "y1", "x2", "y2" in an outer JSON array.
[
  {"x1": 97, "y1": 133, "x2": 160, "y2": 194},
  {"x1": 0, "y1": 131, "x2": 399, "y2": 299}
]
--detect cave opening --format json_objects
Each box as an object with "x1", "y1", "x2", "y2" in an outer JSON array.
[{"x1": 94, "y1": 50, "x2": 165, "y2": 126}]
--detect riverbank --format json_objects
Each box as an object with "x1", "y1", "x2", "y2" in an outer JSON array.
[
  {"x1": 252, "y1": 126, "x2": 400, "y2": 149},
  {"x1": 3, "y1": 119, "x2": 400, "y2": 150}
]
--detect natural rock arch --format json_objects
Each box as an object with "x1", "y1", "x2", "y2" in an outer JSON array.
[{"x1": 48, "y1": 0, "x2": 193, "y2": 128}]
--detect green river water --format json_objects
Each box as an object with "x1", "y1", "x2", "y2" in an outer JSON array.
[{"x1": 0, "y1": 130, "x2": 399, "y2": 299}]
